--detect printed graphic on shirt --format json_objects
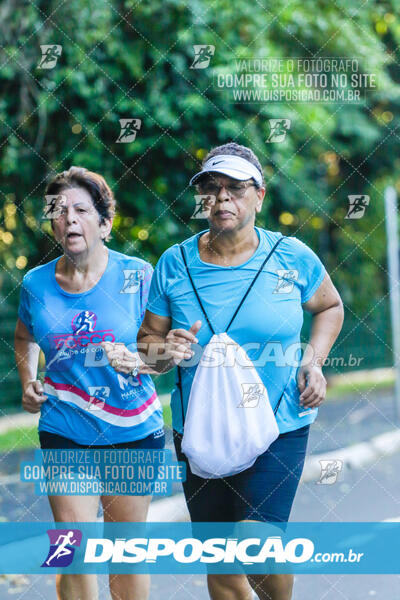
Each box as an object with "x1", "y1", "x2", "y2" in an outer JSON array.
[
  {"x1": 47, "y1": 310, "x2": 115, "y2": 372},
  {"x1": 43, "y1": 377, "x2": 160, "y2": 428},
  {"x1": 51, "y1": 310, "x2": 115, "y2": 351}
]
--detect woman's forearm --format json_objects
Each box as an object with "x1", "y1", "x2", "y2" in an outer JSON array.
[
  {"x1": 14, "y1": 336, "x2": 40, "y2": 389},
  {"x1": 301, "y1": 303, "x2": 344, "y2": 369}
]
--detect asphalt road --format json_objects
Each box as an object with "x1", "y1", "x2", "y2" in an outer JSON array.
[{"x1": 1, "y1": 389, "x2": 399, "y2": 598}]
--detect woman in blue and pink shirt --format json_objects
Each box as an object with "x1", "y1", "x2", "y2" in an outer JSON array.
[{"x1": 15, "y1": 166, "x2": 163, "y2": 600}]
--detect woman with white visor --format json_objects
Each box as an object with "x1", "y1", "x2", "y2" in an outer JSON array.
[{"x1": 137, "y1": 142, "x2": 344, "y2": 600}]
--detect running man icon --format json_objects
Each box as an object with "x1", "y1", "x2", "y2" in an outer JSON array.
[
  {"x1": 72, "y1": 310, "x2": 96, "y2": 335},
  {"x1": 42, "y1": 529, "x2": 82, "y2": 568}
]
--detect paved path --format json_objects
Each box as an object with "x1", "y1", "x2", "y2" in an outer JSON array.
[{"x1": 0, "y1": 388, "x2": 399, "y2": 598}]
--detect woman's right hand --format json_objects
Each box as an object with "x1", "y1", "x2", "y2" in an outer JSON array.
[
  {"x1": 165, "y1": 320, "x2": 202, "y2": 364},
  {"x1": 22, "y1": 380, "x2": 47, "y2": 413}
]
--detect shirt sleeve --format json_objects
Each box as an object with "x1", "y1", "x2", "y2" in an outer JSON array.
[
  {"x1": 294, "y1": 238, "x2": 326, "y2": 303},
  {"x1": 18, "y1": 279, "x2": 34, "y2": 335},
  {"x1": 146, "y1": 250, "x2": 172, "y2": 318},
  {"x1": 139, "y1": 262, "x2": 154, "y2": 322}
]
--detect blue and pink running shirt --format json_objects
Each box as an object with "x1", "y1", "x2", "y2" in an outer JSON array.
[{"x1": 18, "y1": 249, "x2": 163, "y2": 445}]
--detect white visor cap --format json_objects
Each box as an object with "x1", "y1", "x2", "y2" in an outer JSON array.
[{"x1": 189, "y1": 154, "x2": 263, "y2": 187}]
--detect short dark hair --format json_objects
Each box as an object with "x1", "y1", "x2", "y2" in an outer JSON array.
[
  {"x1": 202, "y1": 142, "x2": 265, "y2": 187},
  {"x1": 45, "y1": 166, "x2": 116, "y2": 240}
]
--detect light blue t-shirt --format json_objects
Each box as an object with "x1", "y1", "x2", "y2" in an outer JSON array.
[
  {"x1": 18, "y1": 249, "x2": 163, "y2": 445},
  {"x1": 147, "y1": 227, "x2": 326, "y2": 435}
]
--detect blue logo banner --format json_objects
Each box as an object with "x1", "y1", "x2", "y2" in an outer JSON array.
[{"x1": 0, "y1": 522, "x2": 400, "y2": 574}]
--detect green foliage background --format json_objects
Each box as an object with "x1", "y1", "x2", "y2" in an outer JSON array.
[{"x1": 1, "y1": 0, "x2": 400, "y2": 406}]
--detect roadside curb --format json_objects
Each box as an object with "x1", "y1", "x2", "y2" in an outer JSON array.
[{"x1": 302, "y1": 427, "x2": 400, "y2": 481}]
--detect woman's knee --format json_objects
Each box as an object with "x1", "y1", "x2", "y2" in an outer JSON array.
[
  {"x1": 109, "y1": 573, "x2": 150, "y2": 600},
  {"x1": 248, "y1": 573, "x2": 293, "y2": 600},
  {"x1": 56, "y1": 573, "x2": 98, "y2": 600},
  {"x1": 49, "y1": 495, "x2": 99, "y2": 522},
  {"x1": 207, "y1": 573, "x2": 253, "y2": 599},
  {"x1": 101, "y1": 495, "x2": 151, "y2": 523}
]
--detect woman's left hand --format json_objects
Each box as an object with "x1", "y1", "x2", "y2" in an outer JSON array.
[
  {"x1": 101, "y1": 342, "x2": 156, "y2": 375},
  {"x1": 297, "y1": 364, "x2": 327, "y2": 409}
]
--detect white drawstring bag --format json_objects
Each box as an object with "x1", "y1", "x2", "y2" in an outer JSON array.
[
  {"x1": 181, "y1": 331, "x2": 280, "y2": 478},
  {"x1": 178, "y1": 235, "x2": 286, "y2": 479}
]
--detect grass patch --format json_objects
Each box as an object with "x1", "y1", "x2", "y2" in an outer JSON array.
[
  {"x1": 0, "y1": 426, "x2": 39, "y2": 452},
  {"x1": 326, "y1": 378, "x2": 394, "y2": 399},
  {"x1": 162, "y1": 403, "x2": 172, "y2": 428}
]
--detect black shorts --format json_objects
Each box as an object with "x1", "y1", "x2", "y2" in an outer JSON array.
[
  {"x1": 173, "y1": 425, "x2": 309, "y2": 524},
  {"x1": 39, "y1": 428, "x2": 165, "y2": 450}
]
